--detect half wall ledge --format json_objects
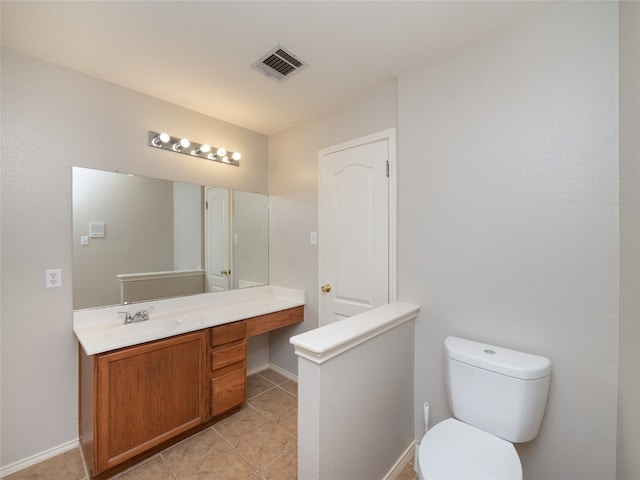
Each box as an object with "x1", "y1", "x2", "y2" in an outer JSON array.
[{"x1": 289, "y1": 302, "x2": 420, "y2": 364}]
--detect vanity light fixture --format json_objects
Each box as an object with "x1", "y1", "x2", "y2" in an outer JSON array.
[{"x1": 148, "y1": 131, "x2": 240, "y2": 167}]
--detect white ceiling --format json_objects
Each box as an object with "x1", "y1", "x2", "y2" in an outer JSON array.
[{"x1": 1, "y1": 1, "x2": 562, "y2": 136}]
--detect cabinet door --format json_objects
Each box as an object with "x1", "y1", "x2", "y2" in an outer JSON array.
[{"x1": 95, "y1": 331, "x2": 206, "y2": 473}]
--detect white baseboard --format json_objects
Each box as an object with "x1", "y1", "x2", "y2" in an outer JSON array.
[
  {"x1": 0, "y1": 438, "x2": 80, "y2": 477},
  {"x1": 247, "y1": 362, "x2": 270, "y2": 376},
  {"x1": 383, "y1": 441, "x2": 416, "y2": 480},
  {"x1": 247, "y1": 362, "x2": 297, "y2": 381},
  {"x1": 267, "y1": 362, "x2": 298, "y2": 382}
]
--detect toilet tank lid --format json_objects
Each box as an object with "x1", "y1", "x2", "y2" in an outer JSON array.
[{"x1": 445, "y1": 336, "x2": 551, "y2": 380}]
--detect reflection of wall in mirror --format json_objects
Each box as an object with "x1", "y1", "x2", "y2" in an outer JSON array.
[
  {"x1": 72, "y1": 167, "x2": 269, "y2": 310},
  {"x1": 73, "y1": 168, "x2": 175, "y2": 308},
  {"x1": 118, "y1": 270, "x2": 205, "y2": 304},
  {"x1": 233, "y1": 191, "x2": 269, "y2": 289},
  {"x1": 173, "y1": 181, "x2": 203, "y2": 270}
]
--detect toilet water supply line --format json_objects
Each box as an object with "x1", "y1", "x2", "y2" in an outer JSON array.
[
  {"x1": 414, "y1": 402, "x2": 430, "y2": 473},
  {"x1": 424, "y1": 402, "x2": 430, "y2": 432}
]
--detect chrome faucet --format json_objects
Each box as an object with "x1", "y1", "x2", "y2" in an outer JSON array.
[{"x1": 118, "y1": 309, "x2": 150, "y2": 324}]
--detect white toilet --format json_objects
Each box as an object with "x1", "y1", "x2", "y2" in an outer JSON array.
[{"x1": 418, "y1": 336, "x2": 551, "y2": 480}]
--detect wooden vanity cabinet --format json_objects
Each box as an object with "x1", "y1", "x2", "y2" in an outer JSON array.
[
  {"x1": 81, "y1": 331, "x2": 207, "y2": 476},
  {"x1": 209, "y1": 321, "x2": 247, "y2": 417},
  {"x1": 79, "y1": 305, "x2": 303, "y2": 478}
]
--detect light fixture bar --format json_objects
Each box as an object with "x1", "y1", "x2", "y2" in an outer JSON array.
[{"x1": 148, "y1": 131, "x2": 240, "y2": 167}]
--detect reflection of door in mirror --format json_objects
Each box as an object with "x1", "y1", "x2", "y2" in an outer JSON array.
[{"x1": 205, "y1": 187, "x2": 231, "y2": 292}]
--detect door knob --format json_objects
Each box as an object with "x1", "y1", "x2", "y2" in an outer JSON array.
[
  {"x1": 321, "y1": 284, "x2": 332, "y2": 293},
  {"x1": 220, "y1": 269, "x2": 230, "y2": 276}
]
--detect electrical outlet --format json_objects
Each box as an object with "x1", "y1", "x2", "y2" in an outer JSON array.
[{"x1": 46, "y1": 269, "x2": 62, "y2": 288}]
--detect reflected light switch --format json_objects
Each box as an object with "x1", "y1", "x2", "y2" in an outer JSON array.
[{"x1": 81, "y1": 236, "x2": 89, "y2": 246}]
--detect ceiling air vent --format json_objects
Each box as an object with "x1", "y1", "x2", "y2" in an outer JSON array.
[{"x1": 252, "y1": 44, "x2": 308, "y2": 82}]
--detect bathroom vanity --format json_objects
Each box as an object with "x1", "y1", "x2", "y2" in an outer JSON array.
[{"x1": 74, "y1": 286, "x2": 304, "y2": 479}]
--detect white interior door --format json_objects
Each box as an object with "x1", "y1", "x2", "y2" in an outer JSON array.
[
  {"x1": 318, "y1": 129, "x2": 396, "y2": 325},
  {"x1": 205, "y1": 187, "x2": 231, "y2": 292}
]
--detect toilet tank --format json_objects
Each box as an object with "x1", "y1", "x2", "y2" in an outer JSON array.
[{"x1": 444, "y1": 336, "x2": 551, "y2": 443}]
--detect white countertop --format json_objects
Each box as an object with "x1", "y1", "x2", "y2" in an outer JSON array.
[
  {"x1": 290, "y1": 302, "x2": 420, "y2": 364},
  {"x1": 74, "y1": 285, "x2": 305, "y2": 355}
]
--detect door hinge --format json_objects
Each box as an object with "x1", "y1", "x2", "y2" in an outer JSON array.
[{"x1": 386, "y1": 160, "x2": 390, "y2": 178}]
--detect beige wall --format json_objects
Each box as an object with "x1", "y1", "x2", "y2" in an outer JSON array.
[
  {"x1": 618, "y1": 1, "x2": 640, "y2": 478},
  {"x1": 267, "y1": 82, "x2": 398, "y2": 374},
  {"x1": 398, "y1": 2, "x2": 619, "y2": 479},
  {"x1": 1, "y1": 2, "x2": 637, "y2": 477},
  {"x1": 0, "y1": 47, "x2": 268, "y2": 468}
]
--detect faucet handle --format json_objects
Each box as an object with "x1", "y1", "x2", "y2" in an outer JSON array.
[
  {"x1": 139, "y1": 309, "x2": 149, "y2": 321},
  {"x1": 118, "y1": 311, "x2": 133, "y2": 323}
]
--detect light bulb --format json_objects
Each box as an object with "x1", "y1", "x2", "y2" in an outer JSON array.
[
  {"x1": 231, "y1": 152, "x2": 241, "y2": 161},
  {"x1": 216, "y1": 148, "x2": 226, "y2": 157},
  {"x1": 193, "y1": 144, "x2": 211, "y2": 155},
  {"x1": 152, "y1": 132, "x2": 171, "y2": 147},
  {"x1": 173, "y1": 138, "x2": 190, "y2": 151}
]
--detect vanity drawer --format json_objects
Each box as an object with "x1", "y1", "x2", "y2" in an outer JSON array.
[
  {"x1": 211, "y1": 342, "x2": 246, "y2": 372},
  {"x1": 246, "y1": 306, "x2": 304, "y2": 337},
  {"x1": 211, "y1": 321, "x2": 246, "y2": 347},
  {"x1": 211, "y1": 368, "x2": 246, "y2": 417}
]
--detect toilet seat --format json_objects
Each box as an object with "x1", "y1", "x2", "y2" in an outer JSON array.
[{"x1": 419, "y1": 418, "x2": 522, "y2": 480}]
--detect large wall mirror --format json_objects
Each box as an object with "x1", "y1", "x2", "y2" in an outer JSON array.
[{"x1": 72, "y1": 167, "x2": 268, "y2": 310}]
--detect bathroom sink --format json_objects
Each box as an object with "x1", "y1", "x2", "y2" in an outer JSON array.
[{"x1": 102, "y1": 318, "x2": 183, "y2": 340}]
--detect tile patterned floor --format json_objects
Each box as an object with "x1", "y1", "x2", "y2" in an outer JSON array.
[{"x1": 4, "y1": 369, "x2": 417, "y2": 480}]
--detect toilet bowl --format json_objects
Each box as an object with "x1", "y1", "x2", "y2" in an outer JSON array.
[
  {"x1": 418, "y1": 418, "x2": 522, "y2": 480},
  {"x1": 417, "y1": 336, "x2": 551, "y2": 480}
]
